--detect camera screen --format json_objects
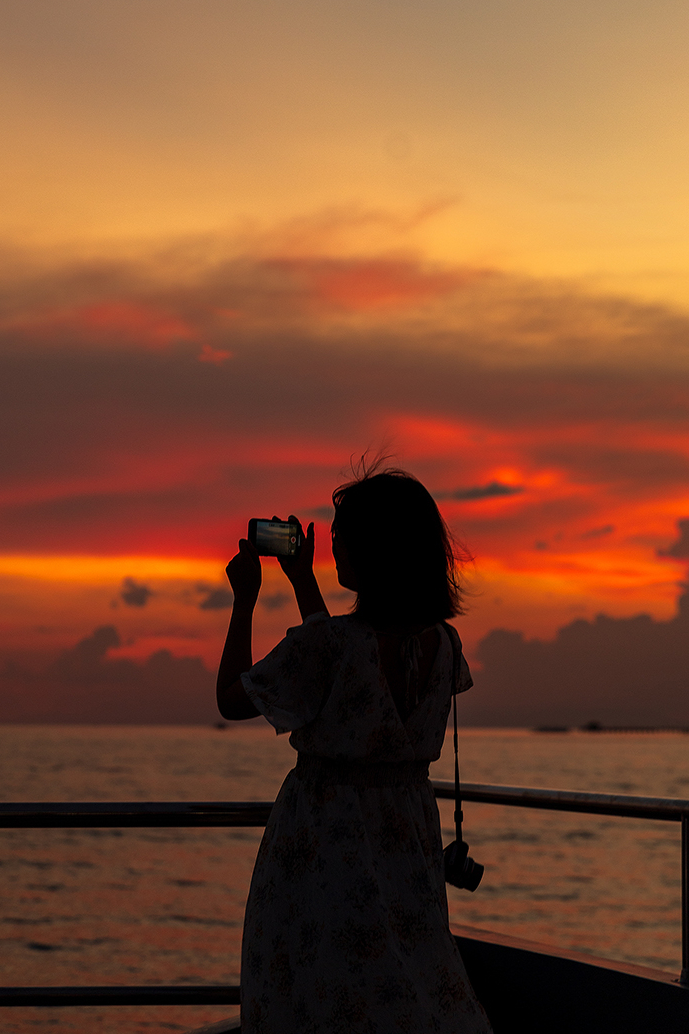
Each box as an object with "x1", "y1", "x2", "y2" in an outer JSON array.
[{"x1": 254, "y1": 521, "x2": 299, "y2": 557}]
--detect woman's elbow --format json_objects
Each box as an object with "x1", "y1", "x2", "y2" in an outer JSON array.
[{"x1": 216, "y1": 678, "x2": 261, "y2": 720}]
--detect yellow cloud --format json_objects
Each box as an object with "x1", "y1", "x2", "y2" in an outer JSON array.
[{"x1": 0, "y1": 555, "x2": 222, "y2": 584}]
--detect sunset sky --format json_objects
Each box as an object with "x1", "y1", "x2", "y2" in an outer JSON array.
[{"x1": 2, "y1": 0, "x2": 689, "y2": 717}]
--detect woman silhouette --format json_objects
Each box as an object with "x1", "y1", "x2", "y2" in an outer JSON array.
[{"x1": 217, "y1": 465, "x2": 492, "y2": 1033}]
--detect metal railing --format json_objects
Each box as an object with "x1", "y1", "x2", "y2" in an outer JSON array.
[
  {"x1": 434, "y1": 780, "x2": 689, "y2": 986},
  {"x1": 0, "y1": 781, "x2": 687, "y2": 1008}
]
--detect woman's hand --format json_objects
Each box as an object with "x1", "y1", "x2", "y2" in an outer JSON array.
[
  {"x1": 274, "y1": 515, "x2": 329, "y2": 620},
  {"x1": 275, "y1": 515, "x2": 314, "y2": 588},
  {"x1": 225, "y1": 538, "x2": 262, "y2": 608}
]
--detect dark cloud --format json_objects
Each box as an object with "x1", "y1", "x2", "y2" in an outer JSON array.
[
  {"x1": 3, "y1": 241, "x2": 689, "y2": 372},
  {"x1": 437, "y1": 482, "x2": 524, "y2": 502},
  {"x1": 327, "y1": 587, "x2": 356, "y2": 603},
  {"x1": 0, "y1": 626, "x2": 219, "y2": 724},
  {"x1": 581, "y1": 524, "x2": 615, "y2": 539},
  {"x1": 1, "y1": 240, "x2": 689, "y2": 557},
  {"x1": 198, "y1": 586, "x2": 234, "y2": 610},
  {"x1": 120, "y1": 577, "x2": 153, "y2": 607},
  {"x1": 658, "y1": 519, "x2": 689, "y2": 559},
  {"x1": 260, "y1": 591, "x2": 291, "y2": 611},
  {"x1": 533, "y1": 443, "x2": 689, "y2": 493},
  {"x1": 461, "y1": 583, "x2": 689, "y2": 727},
  {"x1": 308, "y1": 505, "x2": 335, "y2": 522}
]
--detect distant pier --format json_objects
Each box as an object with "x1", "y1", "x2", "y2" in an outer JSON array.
[{"x1": 534, "y1": 722, "x2": 689, "y2": 734}]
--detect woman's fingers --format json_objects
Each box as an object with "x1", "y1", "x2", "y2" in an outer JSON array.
[
  {"x1": 287, "y1": 514, "x2": 305, "y2": 538},
  {"x1": 239, "y1": 538, "x2": 261, "y2": 565},
  {"x1": 226, "y1": 539, "x2": 262, "y2": 601}
]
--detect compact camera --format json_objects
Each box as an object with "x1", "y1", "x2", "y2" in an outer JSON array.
[{"x1": 443, "y1": 839, "x2": 484, "y2": 892}]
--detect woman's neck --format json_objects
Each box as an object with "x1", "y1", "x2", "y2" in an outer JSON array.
[{"x1": 356, "y1": 610, "x2": 438, "y2": 635}]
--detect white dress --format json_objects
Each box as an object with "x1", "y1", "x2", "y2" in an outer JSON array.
[{"x1": 240, "y1": 612, "x2": 492, "y2": 1034}]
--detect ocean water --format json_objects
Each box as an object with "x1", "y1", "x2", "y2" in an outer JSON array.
[{"x1": 1, "y1": 723, "x2": 688, "y2": 1033}]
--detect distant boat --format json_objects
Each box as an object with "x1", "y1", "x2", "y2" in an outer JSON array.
[
  {"x1": 580, "y1": 722, "x2": 689, "y2": 733},
  {"x1": 533, "y1": 722, "x2": 689, "y2": 733}
]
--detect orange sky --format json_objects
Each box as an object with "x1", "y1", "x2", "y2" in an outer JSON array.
[{"x1": 1, "y1": 0, "x2": 689, "y2": 702}]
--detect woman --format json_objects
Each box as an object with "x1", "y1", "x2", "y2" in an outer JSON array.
[{"x1": 217, "y1": 467, "x2": 492, "y2": 1034}]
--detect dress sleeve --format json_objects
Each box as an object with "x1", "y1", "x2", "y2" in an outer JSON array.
[
  {"x1": 241, "y1": 612, "x2": 333, "y2": 734},
  {"x1": 444, "y1": 623, "x2": 474, "y2": 695}
]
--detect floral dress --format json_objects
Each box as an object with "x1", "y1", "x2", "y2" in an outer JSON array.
[{"x1": 240, "y1": 612, "x2": 492, "y2": 1034}]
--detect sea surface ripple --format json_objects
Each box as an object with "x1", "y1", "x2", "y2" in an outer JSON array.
[{"x1": 1, "y1": 723, "x2": 687, "y2": 1033}]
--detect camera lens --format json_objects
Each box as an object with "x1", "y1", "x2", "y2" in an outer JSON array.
[{"x1": 461, "y1": 855, "x2": 484, "y2": 893}]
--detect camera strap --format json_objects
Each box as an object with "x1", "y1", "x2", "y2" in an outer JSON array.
[
  {"x1": 443, "y1": 621, "x2": 464, "y2": 844},
  {"x1": 452, "y1": 660, "x2": 463, "y2": 844}
]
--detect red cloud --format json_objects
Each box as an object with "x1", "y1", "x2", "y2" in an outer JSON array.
[
  {"x1": 2, "y1": 236, "x2": 689, "y2": 609},
  {"x1": 7, "y1": 300, "x2": 197, "y2": 349},
  {"x1": 266, "y1": 257, "x2": 480, "y2": 312},
  {"x1": 77, "y1": 302, "x2": 197, "y2": 347},
  {"x1": 198, "y1": 344, "x2": 233, "y2": 364}
]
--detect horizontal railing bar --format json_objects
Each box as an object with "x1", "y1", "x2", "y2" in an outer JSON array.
[
  {"x1": 433, "y1": 781, "x2": 689, "y2": 821},
  {"x1": 0, "y1": 785, "x2": 687, "y2": 829},
  {"x1": 2, "y1": 785, "x2": 689, "y2": 1008},
  {"x1": 0, "y1": 801, "x2": 273, "y2": 828},
  {"x1": 0, "y1": 985, "x2": 239, "y2": 1007}
]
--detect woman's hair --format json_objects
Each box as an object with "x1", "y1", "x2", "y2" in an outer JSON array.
[{"x1": 331, "y1": 461, "x2": 469, "y2": 629}]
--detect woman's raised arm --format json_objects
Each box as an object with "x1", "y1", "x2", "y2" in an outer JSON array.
[
  {"x1": 277, "y1": 517, "x2": 330, "y2": 620},
  {"x1": 216, "y1": 540, "x2": 261, "y2": 720}
]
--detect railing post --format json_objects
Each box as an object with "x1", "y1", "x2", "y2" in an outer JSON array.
[{"x1": 681, "y1": 814, "x2": 689, "y2": 986}]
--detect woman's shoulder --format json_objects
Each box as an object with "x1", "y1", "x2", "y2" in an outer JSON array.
[
  {"x1": 308, "y1": 612, "x2": 370, "y2": 639},
  {"x1": 328, "y1": 611, "x2": 363, "y2": 627},
  {"x1": 303, "y1": 612, "x2": 381, "y2": 654},
  {"x1": 285, "y1": 611, "x2": 363, "y2": 643}
]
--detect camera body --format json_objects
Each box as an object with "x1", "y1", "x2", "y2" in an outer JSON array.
[
  {"x1": 248, "y1": 519, "x2": 301, "y2": 558},
  {"x1": 443, "y1": 839, "x2": 484, "y2": 892}
]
